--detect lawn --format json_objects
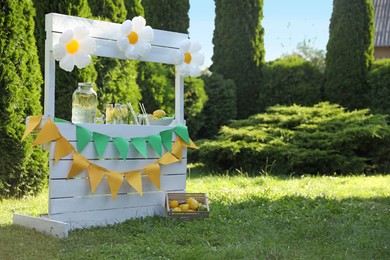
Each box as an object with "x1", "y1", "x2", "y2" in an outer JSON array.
[{"x1": 1, "y1": 171, "x2": 389, "y2": 259}]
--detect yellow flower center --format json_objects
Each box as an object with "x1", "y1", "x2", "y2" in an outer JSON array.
[
  {"x1": 184, "y1": 52, "x2": 192, "y2": 64},
  {"x1": 66, "y1": 39, "x2": 79, "y2": 54},
  {"x1": 127, "y1": 31, "x2": 139, "y2": 44}
]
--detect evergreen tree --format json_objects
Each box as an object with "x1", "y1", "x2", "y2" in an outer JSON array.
[
  {"x1": 323, "y1": 0, "x2": 374, "y2": 110},
  {"x1": 124, "y1": 0, "x2": 144, "y2": 18},
  {"x1": 0, "y1": 0, "x2": 48, "y2": 198},
  {"x1": 211, "y1": 0, "x2": 265, "y2": 119},
  {"x1": 89, "y1": 0, "x2": 142, "y2": 113},
  {"x1": 33, "y1": 0, "x2": 97, "y2": 120},
  {"x1": 138, "y1": 0, "x2": 190, "y2": 117}
]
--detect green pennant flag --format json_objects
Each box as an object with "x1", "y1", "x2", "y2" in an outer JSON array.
[
  {"x1": 148, "y1": 134, "x2": 162, "y2": 157},
  {"x1": 76, "y1": 125, "x2": 93, "y2": 152},
  {"x1": 160, "y1": 129, "x2": 173, "y2": 152},
  {"x1": 132, "y1": 137, "x2": 147, "y2": 158},
  {"x1": 93, "y1": 132, "x2": 110, "y2": 158},
  {"x1": 174, "y1": 125, "x2": 190, "y2": 145},
  {"x1": 113, "y1": 137, "x2": 129, "y2": 160},
  {"x1": 54, "y1": 118, "x2": 70, "y2": 123}
]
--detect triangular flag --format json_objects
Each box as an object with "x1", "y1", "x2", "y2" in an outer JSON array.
[
  {"x1": 160, "y1": 129, "x2": 173, "y2": 152},
  {"x1": 132, "y1": 137, "x2": 147, "y2": 158},
  {"x1": 178, "y1": 136, "x2": 198, "y2": 149},
  {"x1": 174, "y1": 125, "x2": 190, "y2": 145},
  {"x1": 32, "y1": 119, "x2": 61, "y2": 146},
  {"x1": 171, "y1": 137, "x2": 183, "y2": 161},
  {"x1": 148, "y1": 134, "x2": 162, "y2": 157},
  {"x1": 113, "y1": 137, "x2": 129, "y2": 160},
  {"x1": 54, "y1": 137, "x2": 74, "y2": 163},
  {"x1": 106, "y1": 171, "x2": 123, "y2": 199},
  {"x1": 22, "y1": 116, "x2": 42, "y2": 141},
  {"x1": 76, "y1": 125, "x2": 93, "y2": 152},
  {"x1": 87, "y1": 164, "x2": 106, "y2": 193},
  {"x1": 93, "y1": 132, "x2": 110, "y2": 158},
  {"x1": 144, "y1": 163, "x2": 160, "y2": 189},
  {"x1": 67, "y1": 152, "x2": 89, "y2": 179},
  {"x1": 158, "y1": 152, "x2": 179, "y2": 165},
  {"x1": 124, "y1": 170, "x2": 143, "y2": 196},
  {"x1": 54, "y1": 118, "x2": 70, "y2": 123}
]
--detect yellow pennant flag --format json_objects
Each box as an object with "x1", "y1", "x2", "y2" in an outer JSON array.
[
  {"x1": 32, "y1": 119, "x2": 61, "y2": 146},
  {"x1": 54, "y1": 137, "x2": 74, "y2": 163},
  {"x1": 87, "y1": 164, "x2": 106, "y2": 193},
  {"x1": 124, "y1": 170, "x2": 143, "y2": 196},
  {"x1": 22, "y1": 116, "x2": 42, "y2": 141},
  {"x1": 171, "y1": 138, "x2": 183, "y2": 161},
  {"x1": 67, "y1": 152, "x2": 89, "y2": 179},
  {"x1": 144, "y1": 163, "x2": 160, "y2": 189},
  {"x1": 106, "y1": 171, "x2": 123, "y2": 199},
  {"x1": 158, "y1": 152, "x2": 179, "y2": 165},
  {"x1": 178, "y1": 136, "x2": 198, "y2": 149}
]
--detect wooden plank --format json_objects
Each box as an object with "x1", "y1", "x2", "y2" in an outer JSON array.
[
  {"x1": 46, "y1": 205, "x2": 167, "y2": 230},
  {"x1": 48, "y1": 159, "x2": 187, "y2": 179},
  {"x1": 48, "y1": 140, "x2": 187, "y2": 160},
  {"x1": 49, "y1": 174, "x2": 186, "y2": 198},
  {"x1": 49, "y1": 191, "x2": 165, "y2": 214},
  {"x1": 47, "y1": 13, "x2": 188, "y2": 48},
  {"x1": 13, "y1": 214, "x2": 68, "y2": 238},
  {"x1": 55, "y1": 123, "x2": 179, "y2": 140}
]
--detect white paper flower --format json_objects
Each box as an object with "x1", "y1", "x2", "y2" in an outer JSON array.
[
  {"x1": 175, "y1": 39, "x2": 204, "y2": 77},
  {"x1": 117, "y1": 16, "x2": 154, "y2": 59},
  {"x1": 53, "y1": 27, "x2": 96, "y2": 72}
]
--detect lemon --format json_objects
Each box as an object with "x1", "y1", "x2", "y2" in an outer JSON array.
[
  {"x1": 169, "y1": 200, "x2": 179, "y2": 209},
  {"x1": 186, "y1": 197, "x2": 199, "y2": 210},
  {"x1": 152, "y1": 109, "x2": 166, "y2": 119},
  {"x1": 179, "y1": 203, "x2": 190, "y2": 212},
  {"x1": 172, "y1": 207, "x2": 181, "y2": 212}
]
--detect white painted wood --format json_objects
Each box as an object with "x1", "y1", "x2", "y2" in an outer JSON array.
[
  {"x1": 13, "y1": 214, "x2": 68, "y2": 238},
  {"x1": 49, "y1": 191, "x2": 165, "y2": 215},
  {"x1": 44, "y1": 14, "x2": 56, "y2": 119},
  {"x1": 48, "y1": 159, "x2": 187, "y2": 179},
  {"x1": 49, "y1": 174, "x2": 186, "y2": 198},
  {"x1": 47, "y1": 205, "x2": 167, "y2": 230},
  {"x1": 175, "y1": 67, "x2": 185, "y2": 125}
]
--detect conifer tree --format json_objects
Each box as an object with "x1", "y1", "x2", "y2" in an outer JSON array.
[
  {"x1": 323, "y1": 0, "x2": 374, "y2": 110},
  {"x1": 212, "y1": 0, "x2": 265, "y2": 118},
  {"x1": 33, "y1": 0, "x2": 97, "y2": 120},
  {"x1": 89, "y1": 0, "x2": 142, "y2": 113},
  {"x1": 0, "y1": 0, "x2": 48, "y2": 198}
]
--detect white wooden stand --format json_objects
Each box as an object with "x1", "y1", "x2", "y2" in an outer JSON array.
[{"x1": 13, "y1": 13, "x2": 188, "y2": 238}]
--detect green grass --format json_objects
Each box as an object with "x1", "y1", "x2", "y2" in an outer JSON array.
[{"x1": 1, "y1": 172, "x2": 389, "y2": 259}]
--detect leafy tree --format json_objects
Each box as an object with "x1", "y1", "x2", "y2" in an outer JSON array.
[
  {"x1": 89, "y1": 0, "x2": 142, "y2": 113},
  {"x1": 211, "y1": 0, "x2": 265, "y2": 118},
  {"x1": 184, "y1": 77, "x2": 207, "y2": 137},
  {"x1": 258, "y1": 55, "x2": 323, "y2": 112},
  {"x1": 33, "y1": 0, "x2": 98, "y2": 120},
  {"x1": 197, "y1": 72, "x2": 237, "y2": 139},
  {"x1": 290, "y1": 40, "x2": 326, "y2": 73},
  {"x1": 0, "y1": 0, "x2": 48, "y2": 198},
  {"x1": 323, "y1": 0, "x2": 375, "y2": 110}
]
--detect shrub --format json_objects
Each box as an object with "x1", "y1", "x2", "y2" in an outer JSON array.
[
  {"x1": 368, "y1": 59, "x2": 390, "y2": 115},
  {"x1": 194, "y1": 102, "x2": 390, "y2": 175},
  {"x1": 258, "y1": 55, "x2": 323, "y2": 112}
]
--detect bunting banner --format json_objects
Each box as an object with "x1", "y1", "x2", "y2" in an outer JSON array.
[{"x1": 21, "y1": 115, "x2": 197, "y2": 198}]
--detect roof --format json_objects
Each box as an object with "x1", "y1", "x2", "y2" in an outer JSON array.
[{"x1": 373, "y1": 0, "x2": 390, "y2": 47}]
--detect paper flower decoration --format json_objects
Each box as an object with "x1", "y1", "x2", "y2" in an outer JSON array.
[
  {"x1": 175, "y1": 39, "x2": 205, "y2": 77},
  {"x1": 117, "y1": 16, "x2": 154, "y2": 59},
  {"x1": 53, "y1": 27, "x2": 96, "y2": 72}
]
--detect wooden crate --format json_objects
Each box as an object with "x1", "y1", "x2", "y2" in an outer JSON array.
[{"x1": 165, "y1": 193, "x2": 210, "y2": 220}]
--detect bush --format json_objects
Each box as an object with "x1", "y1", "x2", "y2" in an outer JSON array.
[
  {"x1": 368, "y1": 59, "x2": 390, "y2": 115},
  {"x1": 193, "y1": 102, "x2": 390, "y2": 175},
  {"x1": 258, "y1": 55, "x2": 323, "y2": 112},
  {"x1": 196, "y1": 72, "x2": 236, "y2": 139}
]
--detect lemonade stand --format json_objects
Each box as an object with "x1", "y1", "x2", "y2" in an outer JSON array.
[{"x1": 13, "y1": 13, "x2": 203, "y2": 238}]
